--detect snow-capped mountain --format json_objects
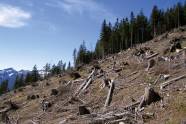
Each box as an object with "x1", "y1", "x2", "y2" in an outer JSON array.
[{"x1": 0, "y1": 68, "x2": 30, "y2": 91}]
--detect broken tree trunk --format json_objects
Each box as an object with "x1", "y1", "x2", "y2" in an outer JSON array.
[
  {"x1": 160, "y1": 74, "x2": 186, "y2": 89},
  {"x1": 146, "y1": 52, "x2": 159, "y2": 59},
  {"x1": 103, "y1": 80, "x2": 114, "y2": 111}
]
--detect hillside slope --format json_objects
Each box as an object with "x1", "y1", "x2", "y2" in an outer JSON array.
[{"x1": 1, "y1": 26, "x2": 186, "y2": 124}]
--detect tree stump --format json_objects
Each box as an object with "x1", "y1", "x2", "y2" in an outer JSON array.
[
  {"x1": 144, "y1": 87, "x2": 160, "y2": 105},
  {"x1": 146, "y1": 59, "x2": 156, "y2": 70},
  {"x1": 51, "y1": 89, "x2": 58, "y2": 95},
  {"x1": 1, "y1": 111, "x2": 9, "y2": 123},
  {"x1": 78, "y1": 105, "x2": 90, "y2": 115},
  {"x1": 43, "y1": 102, "x2": 52, "y2": 112}
]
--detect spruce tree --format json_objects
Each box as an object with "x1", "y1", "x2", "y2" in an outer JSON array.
[
  {"x1": 18, "y1": 74, "x2": 24, "y2": 87},
  {"x1": 13, "y1": 74, "x2": 19, "y2": 90},
  {"x1": 73, "y1": 48, "x2": 77, "y2": 68},
  {"x1": 150, "y1": 5, "x2": 159, "y2": 37},
  {"x1": 62, "y1": 63, "x2": 66, "y2": 73},
  {"x1": 100, "y1": 19, "x2": 108, "y2": 59},
  {"x1": 30, "y1": 65, "x2": 40, "y2": 82},
  {"x1": 67, "y1": 61, "x2": 71, "y2": 70},
  {"x1": 0, "y1": 80, "x2": 9, "y2": 94},
  {"x1": 25, "y1": 72, "x2": 30, "y2": 85}
]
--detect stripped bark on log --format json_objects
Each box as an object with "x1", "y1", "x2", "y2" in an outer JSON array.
[
  {"x1": 82, "y1": 79, "x2": 92, "y2": 91},
  {"x1": 125, "y1": 71, "x2": 138, "y2": 78},
  {"x1": 103, "y1": 80, "x2": 114, "y2": 111},
  {"x1": 73, "y1": 79, "x2": 88, "y2": 97},
  {"x1": 127, "y1": 73, "x2": 143, "y2": 83},
  {"x1": 154, "y1": 74, "x2": 163, "y2": 85},
  {"x1": 73, "y1": 70, "x2": 95, "y2": 97},
  {"x1": 146, "y1": 52, "x2": 159, "y2": 59},
  {"x1": 160, "y1": 74, "x2": 186, "y2": 89}
]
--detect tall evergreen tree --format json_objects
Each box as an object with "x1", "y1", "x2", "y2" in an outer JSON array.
[
  {"x1": 57, "y1": 60, "x2": 63, "y2": 72},
  {"x1": 67, "y1": 61, "x2": 71, "y2": 70},
  {"x1": 150, "y1": 5, "x2": 159, "y2": 37},
  {"x1": 183, "y1": 1, "x2": 186, "y2": 25},
  {"x1": 0, "y1": 80, "x2": 9, "y2": 94},
  {"x1": 18, "y1": 74, "x2": 24, "y2": 87},
  {"x1": 30, "y1": 65, "x2": 40, "y2": 82},
  {"x1": 62, "y1": 62, "x2": 66, "y2": 73},
  {"x1": 100, "y1": 19, "x2": 108, "y2": 59},
  {"x1": 130, "y1": 11, "x2": 136, "y2": 47},
  {"x1": 13, "y1": 74, "x2": 19, "y2": 90},
  {"x1": 73, "y1": 48, "x2": 77, "y2": 68},
  {"x1": 25, "y1": 72, "x2": 30, "y2": 85}
]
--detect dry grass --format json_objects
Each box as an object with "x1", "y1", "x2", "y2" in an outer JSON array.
[{"x1": 1, "y1": 29, "x2": 186, "y2": 124}]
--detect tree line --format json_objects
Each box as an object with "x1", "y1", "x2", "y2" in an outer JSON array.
[{"x1": 73, "y1": 1, "x2": 186, "y2": 68}]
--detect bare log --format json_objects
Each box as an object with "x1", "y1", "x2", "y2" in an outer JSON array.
[
  {"x1": 146, "y1": 52, "x2": 159, "y2": 59},
  {"x1": 127, "y1": 73, "x2": 143, "y2": 83},
  {"x1": 160, "y1": 74, "x2": 186, "y2": 89},
  {"x1": 123, "y1": 101, "x2": 141, "y2": 110},
  {"x1": 107, "y1": 118, "x2": 130, "y2": 124},
  {"x1": 73, "y1": 70, "x2": 95, "y2": 97},
  {"x1": 65, "y1": 81, "x2": 71, "y2": 86},
  {"x1": 88, "y1": 70, "x2": 95, "y2": 79},
  {"x1": 82, "y1": 79, "x2": 92, "y2": 91},
  {"x1": 78, "y1": 78, "x2": 92, "y2": 95},
  {"x1": 154, "y1": 74, "x2": 163, "y2": 85},
  {"x1": 103, "y1": 80, "x2": 114, "y2": 111},
  {"x1": 125, "y1": 71, "x2": 138, "y2": 78},
  {"x1": 73, "y1": 79, "x2": 88, "y2": 97}
]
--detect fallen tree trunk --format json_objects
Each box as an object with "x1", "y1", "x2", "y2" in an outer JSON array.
[
  {"x1": 80, "y1": 79, "x2": 92, "y2": 93},
  {"x1": 146, "y1": 52, "x2": 159, "y2": 59},
  {"x1": 125, "y1": 71, "x2": 138, "y2": 78},
  {"x1": 127, "y1": 73, "x2": 143, "y2": 83},
  {"x1": 103, "y1": 80, "x2": 114, "y2": 111},
  {"x1": 73, "y1": 79, "x2": 88, "y2": 97},
  {"x1": 73, "y1": 70, "x2": 95, "y2": 97},
  {"x1": 160, "y1": 74, "x2": 186, "y2": 89},
  {"x1": 154, "y1": 74, "x2": 163, "y2": 85},
  {"x1": 123, "y1": 101, "x2": 141, "y2": 110}
]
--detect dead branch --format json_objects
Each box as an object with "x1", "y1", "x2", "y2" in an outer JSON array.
[
  {"x1": 146, "y1": 52, "x2": 159, "y2": 59},
  {"x1": 103, "y1": 80, "x2": 114, "y2": 111},
  {"x1": 160, "y1": 74, "x2": 186, "y2": 89}
]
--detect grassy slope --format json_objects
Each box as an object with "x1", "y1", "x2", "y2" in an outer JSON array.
[{"x1": 0, "y1": 27, "x2": 186, "y2": 124}]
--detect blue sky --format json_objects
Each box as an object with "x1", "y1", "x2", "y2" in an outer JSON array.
[{"x1": 0, "y1": 0, "x2": 185, "y2": 71}]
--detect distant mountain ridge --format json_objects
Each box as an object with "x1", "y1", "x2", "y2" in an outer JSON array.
[
  {"x1": 0, "y1": 68, "x2": 46, "y2": 91},
  {"x1": 0, "y1": 68, "x2": 30, "y2": 90}
]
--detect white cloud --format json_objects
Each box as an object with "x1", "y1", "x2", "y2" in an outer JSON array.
[
  {"x1": 47, "y1": 0, "x2": 118, "y2": 23},
  {"x1": 0, "y1": 4, "x2": 31, "y2": 28}
]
